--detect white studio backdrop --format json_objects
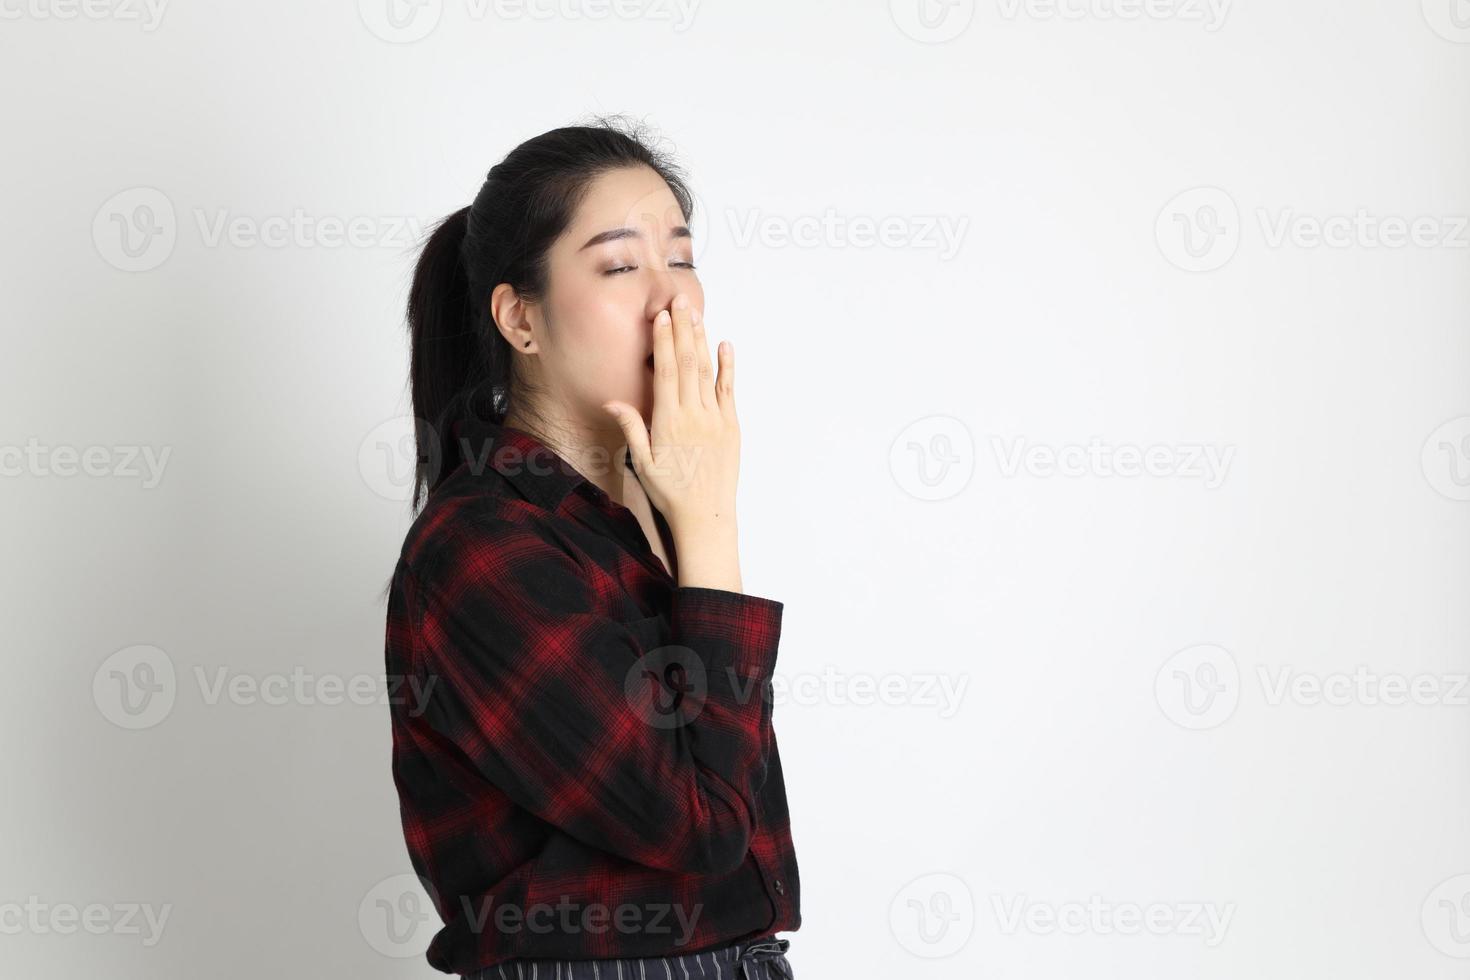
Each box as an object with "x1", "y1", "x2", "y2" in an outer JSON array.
[{"x1": 2, "y1": 1, "x2": 1468, "y2": 978}]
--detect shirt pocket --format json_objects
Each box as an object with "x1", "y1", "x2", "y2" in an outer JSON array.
[{"x1": 619, "y1": 611, "x2": 669, "y2": 653}]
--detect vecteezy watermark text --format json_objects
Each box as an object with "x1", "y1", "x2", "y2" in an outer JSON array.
[
  {"x1": 991, "y1": 436, "x2": 1235, "y2": 488},
  {"x1": 990, "y1": 894, "x2": 1235, "y2": 946},
  {"x1": 93, "y1": 645, "x2": 436, "y2": 730},
  {"x1": 725, "y1": 208, "x2": 970, "y2": 260},
  {"x1": 995, "y1": 0, "x2": 1230, "y2": 31},
  {"x1": 456, "y1": 895, "x2": 703, "y2": 946},
  {"x1": 0, "y1": 896, "x2": 171, "y2": 947},
  {"x1": 0, "y1": 439, "x2": 171, "y2": 487}
]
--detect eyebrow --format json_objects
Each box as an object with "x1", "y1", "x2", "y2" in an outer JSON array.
[{"x1": 577, "y1": 225, "x2": 692, "y2": 251}]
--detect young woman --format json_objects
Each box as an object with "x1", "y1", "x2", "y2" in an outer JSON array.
[{"x1": 383, "y1": 119, "x2": 801, "y2": 979}]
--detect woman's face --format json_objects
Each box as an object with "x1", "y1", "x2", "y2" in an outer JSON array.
[{"x1": 526, "y1": 165, "x2": 704, "y2": 432}]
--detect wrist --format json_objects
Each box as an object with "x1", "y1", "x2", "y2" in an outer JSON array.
[
  {"x1": 672, "y1": 522, "x2": 741, "y2": 592},
  {"x1": 670, "y1": 507, "x2": 738, "y2": 545}
]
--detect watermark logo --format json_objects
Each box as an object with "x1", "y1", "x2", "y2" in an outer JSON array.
[
  {"x1": 1423, "y1": 874, "x2": 1470, "y2": 957},
  {"x1": 1155, "y1": 643, "x2": 1239, "y2": 730},
  {"x1": 890, "y1": 415, "x2": 975, "y2": 502},
  {"x1": 1422, "y1": 0, "x2": 1470, "y2": 43},
  {"x1": 618, "y1": 182, "x2": 711, "y2": 269},
  {"x1": 359, "y1": 873, "x2": 440, "y2": 958},
  {"x1": 890, "y1": 872, "x2": 976, "y2": 957},
  {"x1": 1156, "y1": 187, "x2": 1240, "y2": 272},
  {"x1": 93, "y1": 645, "x2": 177, "y2": 730},
  {"x1": 890, "y1": 0, "x2": 976, "y2": 42},
  {"x1": 93, "y1": 187, "x2": 176, "y2": 273},
  {"x1": 360, "y1": 415, "x2": 441, "y2": 503},
  {"x1": 623, "y1": 643, "x2": 710, "y2": 729},
  {"x1": 1422, "y1": 415, "x2": 1470, "y2": 502},
  {"x1": 358, "y1": 0, "x2": 443, "y2": 42}
]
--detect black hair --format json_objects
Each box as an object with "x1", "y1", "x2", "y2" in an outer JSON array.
[{"x1": 403, "y1": 114, "x2": 694, "y2": 512}]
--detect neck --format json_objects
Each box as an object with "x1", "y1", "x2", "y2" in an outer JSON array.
[{"x1": 502, "y1": 406, "x2": 635, "y2": 505}]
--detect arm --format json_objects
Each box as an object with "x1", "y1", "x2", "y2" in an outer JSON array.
[{"x1": 407, "y1": 520, "x2": 783, "y2": 876}]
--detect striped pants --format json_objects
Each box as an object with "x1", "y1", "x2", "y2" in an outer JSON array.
[{"x1": 465, "y1": 936, "x2": 794, "y2": 980}]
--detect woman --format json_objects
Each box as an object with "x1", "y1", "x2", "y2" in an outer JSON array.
[{"x1": 383, "y1": 118, "x2": 801, "y2": 979}]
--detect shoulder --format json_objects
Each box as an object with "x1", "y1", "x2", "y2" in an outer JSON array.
[{"x1": 397, "y1": 477, "x2": 575, "y2": 590}]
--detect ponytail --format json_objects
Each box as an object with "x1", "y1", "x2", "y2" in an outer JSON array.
[{"x1": 406, "y1": 205, "x2": 492, "y2": 511}]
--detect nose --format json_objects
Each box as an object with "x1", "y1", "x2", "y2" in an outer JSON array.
[
  {"x1": 645, "y1": 269, "x2": 702, "y2": 321},
  {"x1": 645, "y1": 277, "x2": 683, "y2": 325}
]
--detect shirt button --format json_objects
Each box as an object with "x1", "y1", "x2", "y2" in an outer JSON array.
[{"x1": 773, "y1": 879, "x2": 785, "y2": 895}]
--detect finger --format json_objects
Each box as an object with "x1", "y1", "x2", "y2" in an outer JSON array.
[
  {"x1": 691, "y1": 306, "x2": 716, "y2": 409},
  {"x1": 671, "y1": 293, "x2": 699, "y2": 406},
  {"x1": 601, "y1": 401, "x2": 651, "y2": 470},
  {"x1": 715, "y1": 339, "x2": 736, "y2": 419},
  {"x1": 652, "y1": 307, "x2": 677, "y2": 409}
]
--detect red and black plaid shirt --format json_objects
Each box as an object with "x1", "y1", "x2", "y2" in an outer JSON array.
[{"x1": 383, "y1": 416, "x2": 801, "y2": 975}]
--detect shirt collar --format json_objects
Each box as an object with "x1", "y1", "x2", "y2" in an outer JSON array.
[{"x1": 449, "y1": 415, "x2": 628, "y2": 511}]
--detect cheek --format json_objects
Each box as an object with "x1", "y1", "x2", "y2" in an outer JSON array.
[
  {"x1": 554, "y1": 287, "x2": 616, "y2": 332},
  {"x1": 551, "y1": 291, "x2": 636, "y2": 356}
]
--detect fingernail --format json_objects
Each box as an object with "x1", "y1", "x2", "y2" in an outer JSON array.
[
  {"x1": 673, "y1": 294, "x2": 689, "y2": 311},
  {"x1": 656, "y1": 310, "x2": 670, "y2": 324}
]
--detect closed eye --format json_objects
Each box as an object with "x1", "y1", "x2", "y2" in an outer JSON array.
[{"x1": 604, "y1": 262, "x2": 698, "y2": 276}]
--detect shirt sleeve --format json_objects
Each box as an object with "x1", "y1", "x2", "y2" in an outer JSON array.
[{"x1": 405, "y1": 519, "x2": 784, "y2": 877}]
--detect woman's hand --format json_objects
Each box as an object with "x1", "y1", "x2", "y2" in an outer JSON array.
[{"x1": 601, "y1": 293, "x2": 742, "y2": 581}]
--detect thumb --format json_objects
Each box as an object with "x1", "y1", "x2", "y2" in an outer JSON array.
[{"x1": 601, "y1": 401, "x2": 651, "y2": 468}]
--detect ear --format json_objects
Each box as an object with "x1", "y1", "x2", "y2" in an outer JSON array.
[{"x1": 490, "y1": 282, "x2": 535, "y2": 351}]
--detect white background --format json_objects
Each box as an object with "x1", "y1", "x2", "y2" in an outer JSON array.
[{"x1": 2, "y1": 0, "x2": 1469, "y2": 977}]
